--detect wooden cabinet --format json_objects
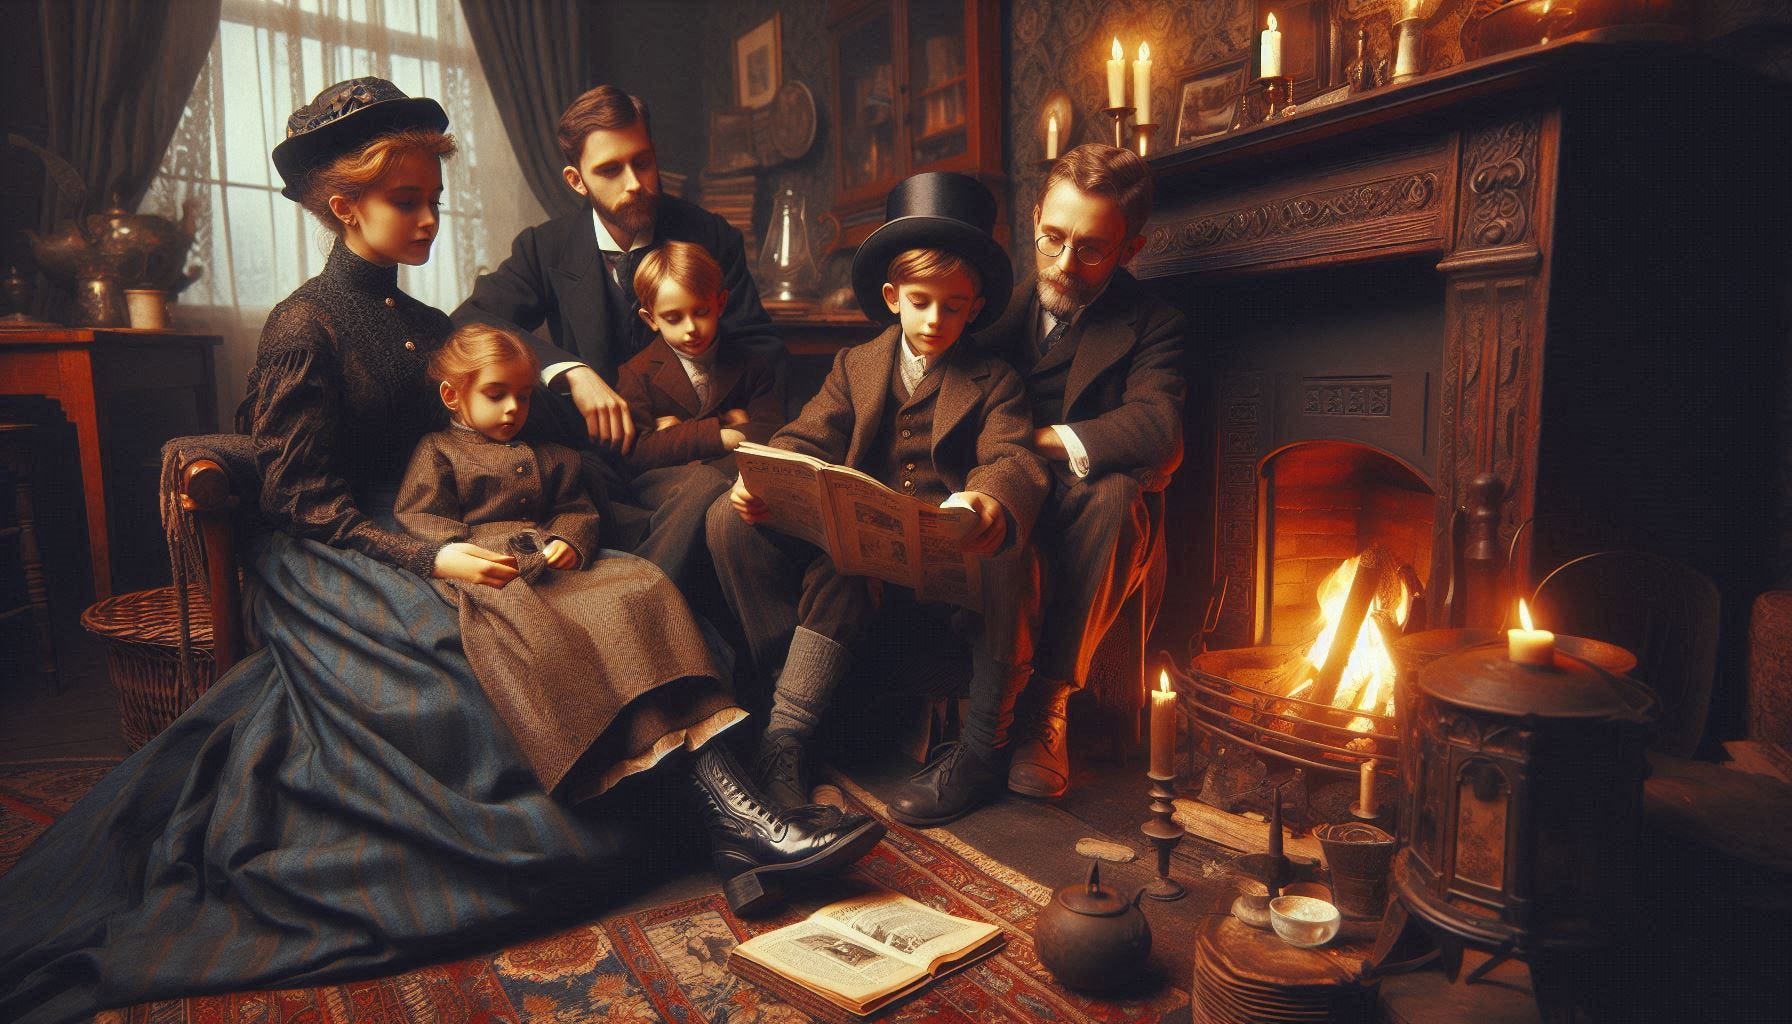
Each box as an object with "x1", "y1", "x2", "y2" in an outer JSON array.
[{"x1": 824, "y1": 0, "x2": 1004, "y2": 251}]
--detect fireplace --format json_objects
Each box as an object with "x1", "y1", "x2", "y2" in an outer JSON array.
[
  {"x1": 1138, "y1": 41, "x2": 1785, "y2": 748},
  {"x1": 1260, "y1": 442, "x2": 1433, "y2": 646}
]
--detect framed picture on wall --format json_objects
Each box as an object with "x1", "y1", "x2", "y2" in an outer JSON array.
[
  {"x1": 1256, "y1": 0, "x2": 1329, "y2": 101},
  {"x1": 735, "y1": 14, "x2": 782, "y2": 108},
  {"x1": 1173, "y1": 56, "x2": 1249, "y2": 148}
]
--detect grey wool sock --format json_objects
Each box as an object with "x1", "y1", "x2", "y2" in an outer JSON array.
[{"x1": 767, "y1": 626, "x2": 851, "y2": 739}]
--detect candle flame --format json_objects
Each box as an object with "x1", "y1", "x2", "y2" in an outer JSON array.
[
  {"x1": 1138, "y1": 133, "x2": 1149, "y2": 157},
  {"x1": 1267, "y1": 12, "x2": 1278, "y2": 31},
  {"x1": 1048, "y1": 111, "x2": 1058, "y2": 130},
  {"x1": 1138, "y1": 41, "x2": 1150, "y2": 61},
  {"x1": 1518, "y1": 598, "x2": 1535, "y2": 631},
  {"x1": 1111, "y1": 37, "x2": 1123, "y2": 60},
  {"x1": 1159, "y1": 670, "x2": 1171, "y2": 694}
]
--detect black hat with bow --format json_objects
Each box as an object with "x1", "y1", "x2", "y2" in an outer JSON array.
[
  {"x1": 850, "y1": 171, "x2": 1012, "y2": 332},
  {"x1": 272, "y1": 77, "x2": 449, "y2": 200}
]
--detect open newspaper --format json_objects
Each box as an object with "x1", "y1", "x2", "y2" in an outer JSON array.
[
  {"x1": 728, "y1": 889, "x2": 1005, "y2": 1019},
  {"x1": 733, "y1": 441, "x2": 983, "y2": 609}
]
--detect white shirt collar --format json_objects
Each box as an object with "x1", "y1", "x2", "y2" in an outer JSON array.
[
  {"x1": 1037, "y1": 277, "x2": 1113, "y2": 337},
  {"x1": 590, "y1": 208, "x2": 649, "y2": 254},
  {"x1": 673, "y1": 345, "x2": 718, "y2": 374},
  {"x1": 899, "y1": 335, "x2": 934, "y2": 374}
]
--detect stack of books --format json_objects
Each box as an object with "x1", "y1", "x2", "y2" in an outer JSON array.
[{"x1": 699, "y1": 172, "x2": 758, "y2": 255}]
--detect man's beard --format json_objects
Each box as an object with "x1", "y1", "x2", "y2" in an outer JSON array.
[
  {"x1": 595, "y1": 188, "x2": 659, "y2": 238},
  {"x1": 1037, "y1": 266, "x2": 1101, "y2": 316}
]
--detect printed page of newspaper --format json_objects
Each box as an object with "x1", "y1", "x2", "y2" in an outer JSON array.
[
  {"x1": 913, "y1": 507, "x2": 981, "y2": 609},
  {"x1": 734, "y1": 444, "x2": 835, "y2": 551},
  {"x1": 818, "y1": 891, "x2": 1000, "y2": 972},
  {"x1": 820, "y1": 471, "x2": 925, "y2": 586}
]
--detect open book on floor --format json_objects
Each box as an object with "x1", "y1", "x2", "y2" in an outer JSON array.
[
  {"x1": 727, "y1": 888, "x2": 1005, "y2": 1021},
  {"x1": 733, "y1": 442, "x2": 983, "y2": 609}
]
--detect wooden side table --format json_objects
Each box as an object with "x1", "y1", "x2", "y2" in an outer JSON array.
[
  {"x1": 0, "y1": 327, "x2": 220, "y2": 599},
  {"x1": 0, "y1": 423, "x2": 57, "y2": 690}
]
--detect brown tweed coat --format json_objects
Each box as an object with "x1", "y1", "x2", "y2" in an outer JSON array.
[
  {"x1": 615, "y1": 336, "x2": 786, "y2": 472},
  {"x1": 395, "y1": 426, "x2": 738, "y2": 800},
  {"x1": 770, "y1": 324, "x2": 1050, "y2": 547}
]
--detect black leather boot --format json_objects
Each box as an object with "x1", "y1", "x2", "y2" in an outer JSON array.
[
  {"x1": 688, "y1": 743, "x2": 884, "y2": 916},
  {"x1": 754, "y1": 728, "x2": 812, "y2": 810},
  {"x1": 888, "y1": 742, "x2": 1004, "y2": 827}
]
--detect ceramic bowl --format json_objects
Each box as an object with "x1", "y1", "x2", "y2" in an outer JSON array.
[
  {"x1": 1231, "y1": 880, "x2": 1272, "y2": 929},
  {"x1": 1269, "y1": 895, "x2": 1341, "y2": 948}
]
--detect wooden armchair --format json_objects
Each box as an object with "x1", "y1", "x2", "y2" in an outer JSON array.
[{"x1": 163, "y1": 435, "x2": 259, "y2": 677}]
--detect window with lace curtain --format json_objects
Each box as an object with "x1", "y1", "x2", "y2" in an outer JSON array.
[{"x1": 142, "y1": 0, "x2": 545, "y2": 411}]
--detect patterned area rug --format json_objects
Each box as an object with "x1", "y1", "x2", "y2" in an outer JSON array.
[{"x1": 0, "y1": 758, "x2": 1188, "y2": 1023}]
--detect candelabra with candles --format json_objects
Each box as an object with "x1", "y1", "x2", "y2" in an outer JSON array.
[{"x1": 1088, "y1": 37, "x2": 1160, "y2": 159}]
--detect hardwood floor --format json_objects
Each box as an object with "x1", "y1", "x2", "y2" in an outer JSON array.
[{"x1": 0, "y1": 621, "x2": 129, "y2": 759}]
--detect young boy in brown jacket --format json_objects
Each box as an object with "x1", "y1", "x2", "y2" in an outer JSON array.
[
  {"x1": 612, "y1": 241, "x2": 787, "y2": 596},
  {"x1": 706, "y1": 172, "x2": 1048, "y2": 827}
]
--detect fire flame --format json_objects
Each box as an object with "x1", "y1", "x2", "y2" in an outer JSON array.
[
  {"x1": 1517, "y1": 597, "x2": 1535, "y2": 631},
  {"x1": 1159, "y1": 669, "x2": 1171, "y2": 694},
  {"x1": 1112, "y1": 37, "x2": 1124, "y2": 60},
  {"x1": 1291, "y1": 555, "x2": 1408, "y2": 729}
]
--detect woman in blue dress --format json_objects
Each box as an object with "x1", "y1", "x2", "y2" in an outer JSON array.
[{"x1": 0, "y1": 78, "x2": 881, "y2": 1024}]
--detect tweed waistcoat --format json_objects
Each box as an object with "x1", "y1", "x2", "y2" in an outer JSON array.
[{"x1": 869, "y1": 369, "x2": 949, "y2": 506}]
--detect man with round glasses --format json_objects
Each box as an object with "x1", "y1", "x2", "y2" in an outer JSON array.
[{"x1": 976, "y1": 143, "x2": 1189, "y2": 801}]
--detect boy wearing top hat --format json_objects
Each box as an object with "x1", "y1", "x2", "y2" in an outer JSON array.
[{"x1": 706, "y1": 172, "x2": 1048, "y2": 828}]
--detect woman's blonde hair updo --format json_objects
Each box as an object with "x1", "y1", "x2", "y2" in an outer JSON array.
[{"x1": 297, "y1": 128, "x2": 457, "y2": 235}]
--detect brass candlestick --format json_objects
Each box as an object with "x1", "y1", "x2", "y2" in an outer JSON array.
[
  {"x1": 1260, "y1": 76, "x2": 1294, "y2": 119},
  {"x1": 1142, "y1": 771, "x2": 1186, "y2": 900},
  {"x1": 1133, "y1": 122, "x2": 1159, "y2": 158},
  {"x1": 1101, "y1": 106, "x2": 1135, "y2": 149}
]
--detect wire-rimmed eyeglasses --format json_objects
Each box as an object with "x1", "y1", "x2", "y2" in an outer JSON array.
[{"x1": 1035, "y1": 233, "x2": 1111, "y2": 266}]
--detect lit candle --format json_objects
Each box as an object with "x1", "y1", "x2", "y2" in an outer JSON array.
[
  {"x1": 1138, "y1": 131, "x2": 1148, "y2": 158},
  {"x1": 1507, "y1": 598, "x2": 1556, "y2": 665},
  {"x1": 1261, "y1": 13, "x2": 1283, "y2": 79},
  {"x1": 1133, "y1": 42, "x2": 1153, "y2": 124},
  {"x1": 1150, "y1": 670, "x2": 1176, "y2": 777},
  {"x1": 1046, "y1": 111, "x2": 1060, "y2": 160},
  {"x1": 1359, "y1": 760, "x2": 1376, "y2": 812},
  {"x1": 1107, "y1": 37, "x2": 1127, "y2": 109}
]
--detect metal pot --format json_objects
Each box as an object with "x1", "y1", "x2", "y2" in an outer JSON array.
[{"x1": 1033, "y1": 862, "x2": 1151, "y2": 993}]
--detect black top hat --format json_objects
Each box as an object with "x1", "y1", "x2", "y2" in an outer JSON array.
[
  {"x1": 271, "y1": 77, "x2": 449, "y2": 200},
  {"x1": 850, "y1": 172, "x2": 1012, "y2": 332}
]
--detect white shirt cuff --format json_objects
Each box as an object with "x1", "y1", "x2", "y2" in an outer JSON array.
[
  {"x1": 941, "y1": 492, "x2": 974, "y2": 511},
  {"x1": 542, "y1": 360, "x2": 587, "y2": 389},
  {"x1": 1051, "y1": 424, "x2": 1091, "y2": 478}
]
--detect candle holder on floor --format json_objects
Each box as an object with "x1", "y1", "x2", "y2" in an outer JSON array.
[
  {"x1": 1101, "y1": 106, "x2": 1135, "y2": 149},
  {"x1": 1142, "y1": 771, "x2": 1186, "y2": 900}
]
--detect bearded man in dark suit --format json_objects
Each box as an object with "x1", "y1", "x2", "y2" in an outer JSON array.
[
  {"x1": 453, "y1": 84, "x2": 782, "y2": 589},
  {"x1": 975, "y1": 144, "x2": 1189, "y2": 800}
]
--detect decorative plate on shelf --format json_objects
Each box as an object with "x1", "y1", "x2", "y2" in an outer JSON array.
[{"x1": 769, "y1": 80, "x2": 817, "y2": 162}]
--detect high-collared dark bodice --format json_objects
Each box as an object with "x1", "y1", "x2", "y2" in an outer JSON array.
[{"x1": 237, "y1": 240, "x2": 453, "y2": 577}]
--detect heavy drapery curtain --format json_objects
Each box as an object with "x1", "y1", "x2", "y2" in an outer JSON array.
[
  {"x1": 140, "y1": 0, "x2": 547, "y2": 418},
  {"x1": 36, "y1": 0, "x2": 223, "y2": 228},
  {"x1": 459, "y1": 0, "x2": 588, "y2": 219}
]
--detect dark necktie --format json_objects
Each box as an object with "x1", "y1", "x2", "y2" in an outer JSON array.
[
  {"x1": 600, "y1": 248, "x2": 646, "y2": 355},
  {"x1": 1039, "y1": 315, "x2": 1070, "y2": 357}
]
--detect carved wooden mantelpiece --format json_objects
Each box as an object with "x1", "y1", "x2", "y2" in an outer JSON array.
[{"x1": 1139, "y1": 36, "x2": 1785, "y2": 646}]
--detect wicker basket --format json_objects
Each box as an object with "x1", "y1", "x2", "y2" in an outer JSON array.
[{"x1": 80, "y1": 585, "x2": 215, "y2": 750}]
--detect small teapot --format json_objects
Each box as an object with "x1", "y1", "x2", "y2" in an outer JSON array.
[{"x1": 1033, "y1": 862, "x2": 1151, "y2": 993}]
